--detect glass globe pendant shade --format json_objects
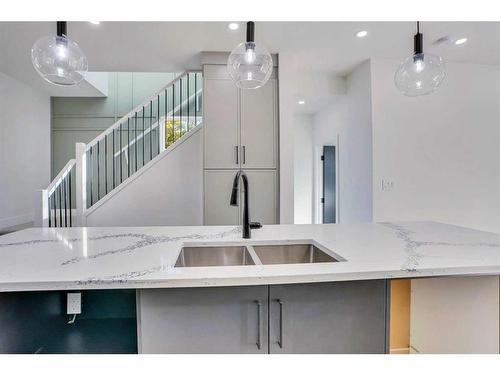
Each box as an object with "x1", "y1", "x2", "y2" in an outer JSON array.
[
  {"x1": 31, "y1": 34, "x2": 88, "y2": 86},
  {"x1": 227, "y1": 22, "x2": 273, "y2": 89},
  {"x1": 394, "y1": 53, "x2": 445, "y2": 96},
  {"x1": 227, "y1": 42, "x2": 273, "y2": 89}
]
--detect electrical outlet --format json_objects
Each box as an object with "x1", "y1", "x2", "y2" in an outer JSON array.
[
  {"x1": 67, "y1": 292, "x2": 81, "y2": 315},
  {"x1": 381, "y1": 179, "x2": 394, "y2": 191}
]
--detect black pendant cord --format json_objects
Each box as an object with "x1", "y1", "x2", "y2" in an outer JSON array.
[
  {"x1": 246, "y1": 21, "x2": 255, "y2": 43},
  {"x1": 414, "y1": 21, "x2": 423, "y2": 55},
  {"x1": 57, "y1": 21, "x2": 67, "y2": 38}
]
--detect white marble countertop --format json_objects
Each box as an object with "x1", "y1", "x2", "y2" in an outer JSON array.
[{"x1": 0, "y1": 221, "x2": 499, "y2": 292}]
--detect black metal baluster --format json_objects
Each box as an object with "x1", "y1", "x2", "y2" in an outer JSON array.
[
  {"x1": 135, "y1": 112, "x2": 138, "y2": 173},
  {"x1": 52, "y1": 192, "x2": 57, "y2": 227},
  {"x1": 172, "y1": 83, "x2": 176, "y2": 142},
  {"x1": 164, "y1": 89, "x2": 168, "y2": 148},
  {"x1": 142, "y1": 107, "x2": 145, "y2": 167},
  {"x1": 112, "y1": 128, "x2": 115, "y2": 189},
  {"x1": 97, "y1": 140, "x2": 100, "y2": 201},
  {"x1": 105, "y1": 135, "x2": 108, "y2": 195},
  {"x1": 179, "y1": 78, "x2": 184, "y2": 137},
  {"x1": 89, "y1": 147, "x2": 93, "y2": 206},
  {"x1": 58, "y1": 184, "x2": 62, "y2": 227},
  {"x1": 127, "y1": 118, "x2": 131, "y2": 178},
  {"x1": 157, "y1": 94, "x2": 160, "y2": 155},
  {"x1": 187, "y1": 74, "x2": 190, "y2": 132},
  {"x1": 149, "y1": 100, "x2": 153, "y2": 161},
  {"x1": 120, "y1": 123, "x2": 123, "y2": 183},
  {"x1": 63, "y1": 175, "x2": 68, "y2": 227},
  {"x1": 194, "y1": 73, "x2": 197, "y2": 126},
  {"x1": 69, "y1": 170, "x2": 73, "y2": 227},
  {"x1": 48, "y1": 194, "x2": 52, "y2": 227}
]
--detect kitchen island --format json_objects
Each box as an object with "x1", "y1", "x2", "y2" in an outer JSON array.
[{"x1": 1, "y1": 221, "x2": 499, "y2": 354}]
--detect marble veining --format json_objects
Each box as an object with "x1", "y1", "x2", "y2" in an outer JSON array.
[
  {"x1": 60, "y1": 227, "x2": 241, "y2": 266},
  {"x1": 76, "y1": 265, "x2": 165, "y2": 286},
  {"x1": 380, "y1": 222, "x2": 500, "y2": 272},
  {"x1": 0, "y1": 222, "x2": 499, "y2": 292}
]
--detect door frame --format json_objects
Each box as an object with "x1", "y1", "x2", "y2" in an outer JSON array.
[{"x1": 314, "y1": 135, "x2": 339, "y2": 224}]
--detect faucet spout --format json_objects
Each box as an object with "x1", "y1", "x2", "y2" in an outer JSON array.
[{"x1": 230, "y1": 170, "x2": 251, "y2": 239}]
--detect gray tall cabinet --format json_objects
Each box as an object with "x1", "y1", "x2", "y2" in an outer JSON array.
[{"x1": 202, "y1": 59, "x2": 279, "y2": 226}]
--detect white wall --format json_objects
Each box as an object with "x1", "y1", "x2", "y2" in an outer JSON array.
[
  {"x1": 371, "y1": 59, "x2": 500, "y2": 233},
  {"x1": 293, "y1": 115, "x2": 314, "y2": 224},
  {"x1": 85, "y1": 128, "x2": 203, "y2": 227},
  {"x1": 0, "y1": 72, "x2": 50, "y2": 229},
  {"x1": 278, "y1": 53, "x2": 296, "y2": 224},
  {"x1": 312, "y1": 61, "x2": 373, "y2": 223}
]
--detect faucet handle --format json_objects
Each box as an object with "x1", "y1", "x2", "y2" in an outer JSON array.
[{"x1": 249, "y1": 222, "x2": 262, "y2": 229}]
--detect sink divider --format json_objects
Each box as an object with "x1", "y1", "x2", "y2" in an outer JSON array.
[{"x1": 245, "y1": 245, "x2": 263, "y2": 266}]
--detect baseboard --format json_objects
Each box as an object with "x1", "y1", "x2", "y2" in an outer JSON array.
[
  {"x1": 390, "y1": 347, "x2": 410, "y2": 354},
  {"x1": 0, "y1": 213, "x2": 33, "y2": 231}
]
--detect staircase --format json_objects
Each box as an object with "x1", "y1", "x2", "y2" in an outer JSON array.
[{"x1": 36, "y1": 71, "x2": 203, "y2": 228}]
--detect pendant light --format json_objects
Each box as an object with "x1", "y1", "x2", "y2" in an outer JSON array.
[
  {"x1": 227, "y1": 21, "x2": 273, "y2": 89},
  {"x1": 31, "y1": 21, "x2": 88, "y2": 86},
  {"x1": 394, "y1": 22, "x2": 445, "y2": 96}
]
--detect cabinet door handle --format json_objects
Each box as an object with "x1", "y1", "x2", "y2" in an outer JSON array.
[
  {"x1": 255, "y1": 300, "x2": 262, "y2": 350},
  {"x1": 242, "y1": 146, "x2": 246, "y2": 164},
  {"x1": 235, "y1": 146, "x2": 239, "y2": 165},
  {"x1": 277, "y1": 299, "x2": 284, "y2": 348}
]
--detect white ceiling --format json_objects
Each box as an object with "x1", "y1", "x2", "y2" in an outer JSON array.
[{"x1": 1, "y1": 21, "x2": 500, "y2": 112}]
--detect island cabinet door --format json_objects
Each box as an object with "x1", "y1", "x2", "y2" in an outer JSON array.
[
  {"x1": 268, "y1": 280, "x2": 390, "y2": 354},
  {"x1": 138, "y1": 286, "x2": 269, "y2": 354}
]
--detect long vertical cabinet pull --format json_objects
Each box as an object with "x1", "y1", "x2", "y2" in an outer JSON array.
[
  {"x1": 235, "y1": 146, "x2": 239, "y2": 165},
  {"x1": 255, "y1": 300, "x2": 262, "y2": 350},
  {"x1": 242, "y1": 146, "x2": 246, "y2": 164},
  {"x1": 277, "y1": 299, "x2": 284, "y2": 348}
]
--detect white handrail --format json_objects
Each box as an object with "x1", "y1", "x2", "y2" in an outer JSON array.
[
  {"x1": 85, "y1": 70, "x2": 201, "y2": 150},
  {"x1": 47, "y1": 159, "x2": 76, "y2": 195}
]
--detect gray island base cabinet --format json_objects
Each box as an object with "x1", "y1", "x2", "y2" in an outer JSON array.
[
  {"x1": 137, "y1": 280, "x2": 389, "y2": 354},
  {"x1": 138, "y1": 285, "x2": 269, "y2": 353}
]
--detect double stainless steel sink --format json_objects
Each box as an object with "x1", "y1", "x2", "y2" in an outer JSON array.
[{"x1": 175, "y1": 242, "x2": 344, "y2": 268}]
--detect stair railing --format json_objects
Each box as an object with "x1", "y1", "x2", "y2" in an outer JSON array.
[
  {"x1": 35, "y1": 159, "x2": 76, "y2": 228},
  {"x1": 36, "y1": 70, "x2": 203, "y2": 227},
  {"x1": 83, "y1": 71, "x2": 202, "y2": 209}
]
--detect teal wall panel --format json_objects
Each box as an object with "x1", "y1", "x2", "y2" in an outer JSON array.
[{"x1": 0, "y1": 290, "x2": 137, "y2": 354}]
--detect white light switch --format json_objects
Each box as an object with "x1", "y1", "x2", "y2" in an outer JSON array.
[
  {"x1": 381, "y1": 179, "x2": 394, "y2": 191},
  {"x1": 67, "y1": 292, "x2": 82, "y2": 314}
]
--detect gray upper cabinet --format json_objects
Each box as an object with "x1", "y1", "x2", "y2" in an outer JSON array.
[
  {"x1": 138, "y1": 286, "x2": 269, "y2": 354},
  {"x1": 240, "y1": 79, "x2": 277, "y2": 169},
  {"x1": 268, "y1": 280, "x2": 389, "y2": 354},
  {"x1": 203, "y1": 79, "x2": 240, "y2": 169}
]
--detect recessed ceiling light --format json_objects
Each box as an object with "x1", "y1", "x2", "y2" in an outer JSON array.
[
  {"x1": 89, "y1": 21, "x2": 100, "y2": 25},
  {"x1": 298, "y1": 100, "x2": 305, "y2": 105},
  {"x1": 355, "y1": 30, "x2": 368, "y2": 38},
  {"x1": 455, "y1": 37, "x2": 467, "y2": 45},
  {"x1": 228, "y1": 23, "x2": 239, "y2": 31}
]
